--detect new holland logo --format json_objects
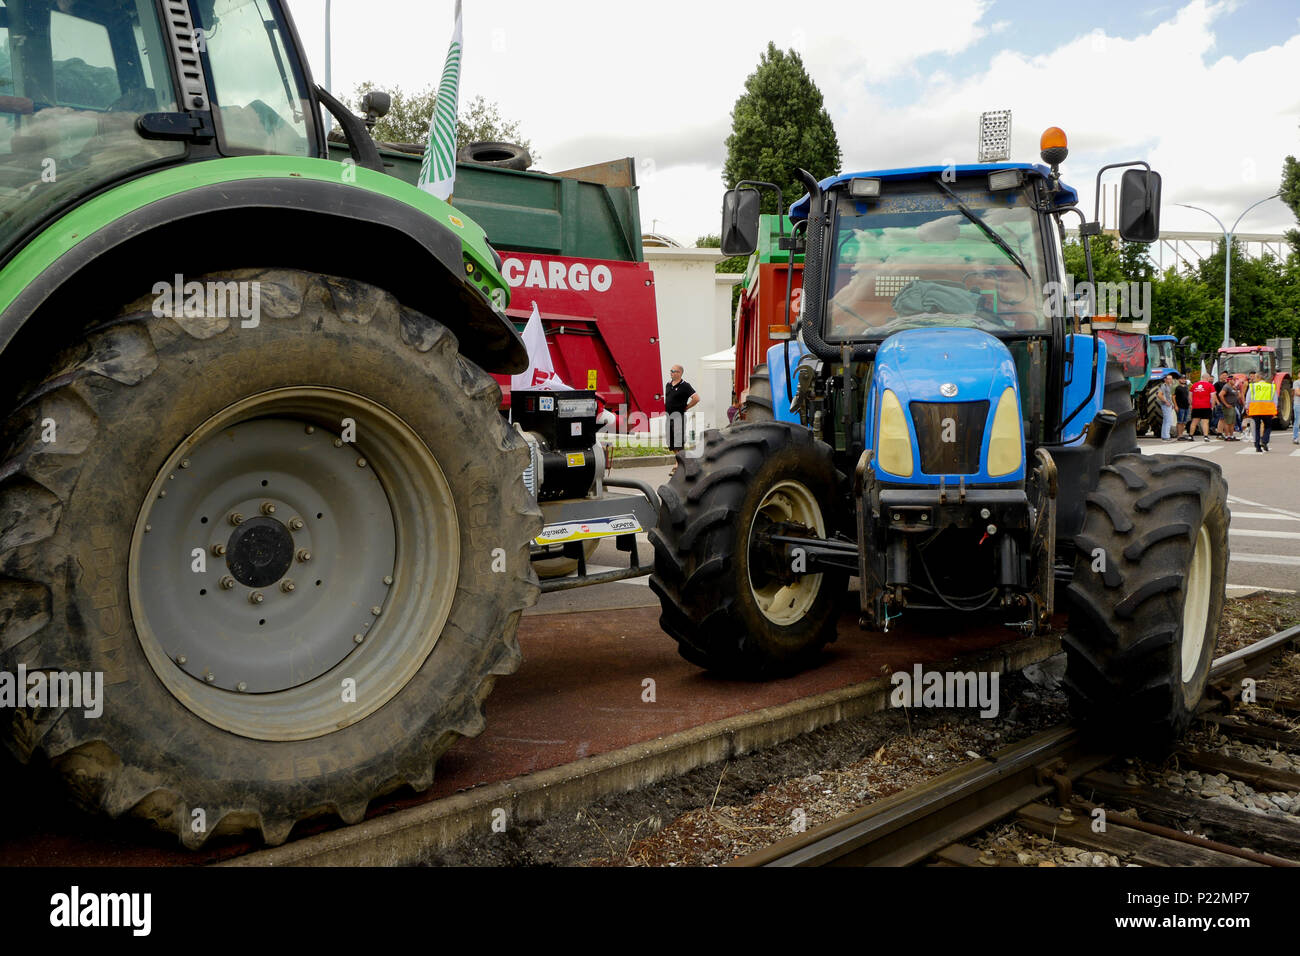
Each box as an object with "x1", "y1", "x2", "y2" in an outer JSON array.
[{"x1": 940, "y1": 383, "x2": 959, "y2": 397}]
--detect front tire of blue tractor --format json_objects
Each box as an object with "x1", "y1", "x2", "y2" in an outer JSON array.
[
  {"x1": 0, "y1": 268, "x2": 541, "y2": 847},
  {"x1": 1062, "y1": 454, "x2": 1228, "y2": 751},
  {"x1": 649, "y1": 422, "x2": 847, "y2": 677}
]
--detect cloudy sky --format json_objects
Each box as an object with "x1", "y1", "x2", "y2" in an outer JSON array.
[{"x1": 285, "y1": 0, "x2": 1300, "y2": 248}]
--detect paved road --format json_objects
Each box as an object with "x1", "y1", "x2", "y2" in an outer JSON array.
[
  {"x1": 532, "y1": 430, "x2": 1300, "y2": 617},
  {"x1": 1136, "y1": 430, "x2": 1300, "y2": 595}
]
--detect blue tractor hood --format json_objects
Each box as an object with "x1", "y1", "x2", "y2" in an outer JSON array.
[
  {"x1": 874, "y1": 328, "x2": 1019, "y2": 405},
  {"x1": 869, "y1": 327, "x2": 1025, "y2": 485}
]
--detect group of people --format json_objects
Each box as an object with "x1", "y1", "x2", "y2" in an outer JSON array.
[{"x1": 1156, "y1": 369, "x2": 1296, "y2": 453}]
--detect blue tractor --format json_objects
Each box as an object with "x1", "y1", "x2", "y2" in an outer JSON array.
[{"x1": 650, "y1": 127, "x2": 1229, "y2": 747}]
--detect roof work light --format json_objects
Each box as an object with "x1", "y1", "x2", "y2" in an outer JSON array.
[{"x1": 978, "y1": 110, "x2": 1012, "y2": 162}]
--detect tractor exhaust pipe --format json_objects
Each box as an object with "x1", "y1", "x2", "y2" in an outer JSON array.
[{"x1": 1085, "y1": 408, "x2": 1117, "y2": 449}]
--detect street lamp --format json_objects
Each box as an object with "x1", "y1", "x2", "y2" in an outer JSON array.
[{"x1": 1174, "y1": 193, "x2": 1281, "y2": 349}]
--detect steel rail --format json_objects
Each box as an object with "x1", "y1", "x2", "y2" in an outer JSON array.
[{"x1": 731, "y1": 622, "x2": 1300, "y2": 867}]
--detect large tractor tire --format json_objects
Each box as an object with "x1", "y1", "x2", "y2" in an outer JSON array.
[
  {"x1": 1139, "y1": 380, "x2": 1164, "y2": 437},
  {"x1": 1273, "y1": 375, "x2": 1294, "y2": 432},
  {"x1": 1063, "y1": 454, "x2": 1228, "y2": 751},
  {"x1": 0, "y1": 268, "x2": 541, "y2": 847},
  {"x1": 737, "y1": 363, "x2": 775, "y2": 423},
  {"x1": 649, "y1": 422, "x2": 846, "y2": 677}
]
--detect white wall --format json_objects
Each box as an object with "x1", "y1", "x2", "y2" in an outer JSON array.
[{"x1": 643, "y1": 247, "x2": 736, "y2": 443}]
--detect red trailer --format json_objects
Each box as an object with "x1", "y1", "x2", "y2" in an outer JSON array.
[{"x1": 493, "y1": 252, "x2": 662, "y2": 430}]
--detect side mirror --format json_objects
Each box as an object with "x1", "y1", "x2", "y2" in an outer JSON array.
[
  {"x1": 1118, "y1": 168, "x2": 1161, "y2": 243},
  {"x1": 721, "y1": 188, "x2": 761, "y2": 257},
  {"x1": 360, "y1": 90, "x2": 391, "y2": 131}
]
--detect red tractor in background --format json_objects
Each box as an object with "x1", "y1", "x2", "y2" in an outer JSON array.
[{"x1": 1217, "y1": 344, "x2": 1294, "y2": 430}]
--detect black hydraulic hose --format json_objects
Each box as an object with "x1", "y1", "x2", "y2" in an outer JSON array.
[{"x1": 795, "y1": 169, "x2": 876, "y2": 365}]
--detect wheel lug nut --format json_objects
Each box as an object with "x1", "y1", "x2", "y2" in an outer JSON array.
[
  {"x1": 176, "y1": 654, "x2": 187, "y2": 665},
  {"x1": 236, "y1": 681, "x2": 248, "y2": 693},
  {"x1": 353, "y1": 633, "x2": 364, "y2": 644},
  {"x1": 281, "y1": 579, "x2": 295, "y2": 593},
  {"x1": 144, "y1": 524, "x2": 152, "y2": 533},
  {"x1": 158, "y1": 489, "x2": 167, "y2": 498},
  {"x1": 211, "y1": 543, "x2": 226, "y2": 556},
  {"x1": 261, "y1": 501, "x2": 276, "y2": 515},
  {"x1": 383, "y1": 575, "x2": 393, "y2": 586},
  {"x1": 229, "y1": 512, "x2": 244, "y2": 526},
  {"x1": 289, "y1": 517, "x2": 304, "y2": 531},
  {"x1": 250, "y1": 591, "x2": 265, "y2": 605},
  {"x1": 333, "y1": 438, "x2": 343, "y2": 448},
  {"x1": 356, "y1": 457, "x2": 367, "y2": 468},
  {"x1": 204, "y1": 672, "x2": 215, "y2": 683},
  {"x1": 371, "y1": 605, "x2": 382, "y2": 616},
  {"x1": 305, "y1": 425, "x2": 315, "y2": 435},
  {"x1": 180, "y1": 458, "x2": 191, "y2": 469},
  {"x1": 297, "y1": 549, "x2": 311, "y2": 562},
  {"x1": 220, "y1": 576, "x2": 236, "y2": 590}
]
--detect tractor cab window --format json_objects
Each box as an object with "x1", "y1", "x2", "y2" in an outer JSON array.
[
  {"x1": 825, "y1": 181, "x2": 1049, "y2": 341},
  {"x1": 1151, "y1": 339, "x2": 1176, "y2": 369},
  {"x1": 196, "y1": 0, "x2": 310, "y2": 156},
  {"x1": 1220, "y1": 352, "x2": 1267, "y2": 377},
  {"x1": 0, "y1": 0, "x2": 183, "y2": 256}
]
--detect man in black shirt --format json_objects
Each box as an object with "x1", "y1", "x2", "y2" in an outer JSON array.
[
  {"x1": 664, "y1": 364, "x2": 699, "y2": 455},
  {"x1": 1174, "y1": 375, "x2": 1191, "y2": 440}
]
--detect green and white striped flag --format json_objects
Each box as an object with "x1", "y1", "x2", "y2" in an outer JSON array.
[{"x1": 418, "y1": 1, "x2": 462, "y2": 201}]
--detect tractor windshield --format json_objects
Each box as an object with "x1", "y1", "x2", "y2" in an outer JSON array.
[
  {"x1": 1151, "y1": 339, "x2": 1177, "y2": 369},
  {"x1": 1219, "y1": 352, "x2": 1268, "y2": 376},
  {"x1": 0, "y1": 0, "x2": 184, "y2": 256},
  {"x1": 825, "y1": 179, "x2": 1049, "y2": 341}
]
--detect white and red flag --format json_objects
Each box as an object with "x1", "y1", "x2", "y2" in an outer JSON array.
[{"x1": 510, "y1": 302, "x2": 570, "y2": 392}]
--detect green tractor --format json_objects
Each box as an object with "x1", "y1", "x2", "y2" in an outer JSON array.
[{"x1": 0, "y1": 0, "x2": 539, "y2": 846}]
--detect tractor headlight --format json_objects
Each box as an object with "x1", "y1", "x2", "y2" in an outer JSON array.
[
  {"x1": 877, "y1": 389, "x2": 914, "y2": 477},
  {"x1": 987, "y1": 387, "x2": 1023, "y2": 477}
]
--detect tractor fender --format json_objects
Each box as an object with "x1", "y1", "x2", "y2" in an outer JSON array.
[{"x1": 0, "y1": 175, "x2": 527, "y2": 375}]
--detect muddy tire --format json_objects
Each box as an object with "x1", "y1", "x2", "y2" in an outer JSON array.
[
  {"x1": 738, "y1": 364, "x2": 775, "y2": 423},
  {"x1": 1063, "y1": 454, "x2": 1228, "y2": 751},
  {"x1": 649, "y1": 422, "x2": 845, "y2": 677},
  {"x1": 0, "y1": 268, "x2": 540, "y2": 847}
]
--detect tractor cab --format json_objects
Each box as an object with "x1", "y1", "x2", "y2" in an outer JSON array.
[{"x1": 0, "y1": 0, "x2": 323, "y2": 261}]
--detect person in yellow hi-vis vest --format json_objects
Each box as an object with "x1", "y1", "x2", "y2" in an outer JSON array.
[{"x1": 1245, "y1": 371, "x2": 1278, "y2": 453}]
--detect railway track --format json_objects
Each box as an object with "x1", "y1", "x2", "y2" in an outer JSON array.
[{"x1": 731, "y1": 622, "x2": 1300, "y2": 867}]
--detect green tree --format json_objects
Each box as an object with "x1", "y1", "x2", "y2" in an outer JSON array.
[
  {"x1": 1062, "y1": 234, "x2": 1154, "y2": 286},
  {"x1": 723, "y1": 43, "x2": 841, "y2": 215},
  {"x1": 349, "y1": 85, "x2": 536, "y2": 162},
  {"x1": 1281, "y1": 154, "x2": 1300, "y2": 256}
]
